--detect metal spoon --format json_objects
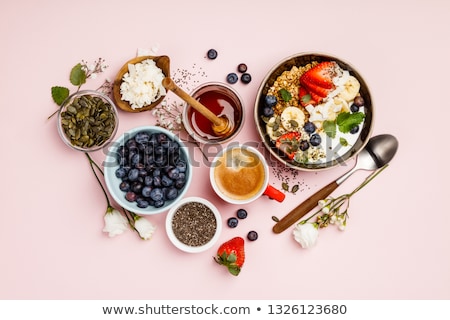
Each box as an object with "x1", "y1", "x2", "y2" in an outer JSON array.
[{"x1": 272, "y1": 134, "x2": 399, "y2": 234}]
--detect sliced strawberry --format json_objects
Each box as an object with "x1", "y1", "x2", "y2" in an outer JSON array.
[
  {"x1": 276, "y1": 132, "x2": 301, "y2": 159},
  {"x1": 300, "y1": 61, "x2": 337, "y2": 90},
  {"x1": 214, "y1": 237, "x2": 245, "y2": 276},
  {"x1": 300, "y1": 80, "x2": 330, "y2": 98}
]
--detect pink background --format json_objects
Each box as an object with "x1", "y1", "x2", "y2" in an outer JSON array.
[{"x1": 1, "y1": 0, "x2": 449, "y2": 300}]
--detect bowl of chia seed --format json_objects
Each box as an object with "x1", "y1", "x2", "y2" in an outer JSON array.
[{"x1": 165, "y1": 197, "x2": 222, "y2": 253}]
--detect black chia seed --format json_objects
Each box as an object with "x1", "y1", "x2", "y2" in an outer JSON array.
[{"x1": 172, "y1": 202, "x2": 217, "y2": 247}]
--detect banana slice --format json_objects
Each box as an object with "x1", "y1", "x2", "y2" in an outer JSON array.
[
  {"x1": 266, "y1": 117, "x2": 286, "y2": 141},
  {"x1": 338, "y1": 76, "x2": 360, "y2": 102},
  {"x1": 280, "y1": 106, "x2": 305, "y2": 131}
]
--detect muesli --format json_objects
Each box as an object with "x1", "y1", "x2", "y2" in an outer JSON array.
[{"x1": 261, "y1": 61, "x2": 366, "y2": 164}]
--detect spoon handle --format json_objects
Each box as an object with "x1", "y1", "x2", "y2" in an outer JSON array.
[{"x1": 272, "y1": 180, "x2": 339, "y2": 234}]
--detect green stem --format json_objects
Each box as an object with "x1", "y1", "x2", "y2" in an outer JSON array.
[
  {"x1": 349, "y1": 164, "x2": 389, "y2": 197},
  {"x1": 85, "y1": 152, "x2": 111, "y2": 208}
]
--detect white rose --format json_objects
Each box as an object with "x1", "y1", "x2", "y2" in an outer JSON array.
[
  {"x1": 103, "y1": 207, "x2": 128, "y2": 237},
  {"x1": 134, "y1": 216, "x2": 156, "y2": 240},
  {"x1": 293, "y1": 223, "x2": 319, "y2": 249}
]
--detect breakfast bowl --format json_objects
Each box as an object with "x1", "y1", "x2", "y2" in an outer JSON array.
[
  {"x1": 104, "y1": 125, "x2": 192, "y2": 215},
  {"x1": 254, "y1": 52, "x2": 374, "y2": 171},
  {"x1": 57, "y1": 90, "x2": 119, "y2": 152},
  {"x1": 165, "y1": 197, "x2": 222, "y2": 253},
  {"x1": 182, "y1": 82, "x2": 244, "y2": 144},
  {"x1": 112, "y1": 55, "x2": 170, "y2": 113}
]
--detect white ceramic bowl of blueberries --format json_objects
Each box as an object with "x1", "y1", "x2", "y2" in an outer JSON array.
[{"x1": 104, "y1": 125, "x2": 192, "y2": 215}]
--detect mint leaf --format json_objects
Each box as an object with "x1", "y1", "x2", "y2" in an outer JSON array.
[
  {"x1": 340, "y1": 137, "x2": 349, "y2": 147},
  {"x1": 336, "y1": 112, "x2": 365, "y2": 133},
  {"x1": 323, "y1": 120, "x2": 337, "y2": 138},
  {"x1": 70, "y1": 63, "x2": 87, "y2": 86},
  {"x1": 278, "y1": 89, "x2": 292, "y2": 102},
  {"x1": 51, "y1": 86, "x2": 70, "y2": 105},
  {"x1": 300, "y1": 93, "x2": 311, "y2": 104}
]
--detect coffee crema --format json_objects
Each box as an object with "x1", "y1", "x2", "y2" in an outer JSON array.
[{"x1": 213, "y1": 148, "x2": 266, "y2": 201}]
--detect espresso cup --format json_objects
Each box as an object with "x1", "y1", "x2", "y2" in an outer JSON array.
[{"x1": 210, "y1": 145, "x2": 285, "y2": 204}]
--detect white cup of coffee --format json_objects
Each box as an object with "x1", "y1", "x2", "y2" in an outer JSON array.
[{"x1": 210, "y1": 145, "x2": 285, "y2": 205}]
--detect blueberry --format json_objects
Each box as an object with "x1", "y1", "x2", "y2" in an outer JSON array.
[
  {"x1": 126, "y1": 138, "x2": 137, "y2": 150},
  {"x1": 141, "y1": 186, "x2": 153, "y2": 197},
  {"x1": 350, "y1": 103, "x2": 360, "y2": 113},
  {"x1": 156, "y1": 133, "x2": 168, "y2": 144},
  {"x1": 227, "y1": 217, "x2": 239, "y2": 228},
  {"x1": 262, "y1": 106, "x2": 274, "y2": 117},
  {"x1": 240, "y1": 73, "x2": 252, "y2": 84},
  {"x1": 237, "y1": 63, "x2": 247, "y2": 73},
  {"x1": 167, "y1": 167, "x2": 180, "y2": 180},
  {"x1": 130, "y1": 153, "x2": 141, "y2": 167},
  {"x1": 226, "y1": 73, "x2": 238, "y2": 84},
  {"x1": 153, "y1": 199, "x2": 165, "y2": 208},
  {"x1": 164, "y1": 187, "x2": 178, "y2": 200},
  {"x1": 144, "y1": 175, "x2": 153, "y2": 186},
  {"x1": 150, "y1": 188, "x2": 164, "y2": 201},
  {"x1": 350, "y1": 125, "x2": 360, "y2": 134},
  {"x1": 264, "y1": 95, "x2": 277, "y2": 108},
  {"x1": 353, "y1": 96, "x2": 365, "y2": 107},
  {"x1": 119, "y1": 181, "x2": 130, "y2": 192},
  {"x1": 247, "y1": 231, "x2": 258, "y2": 241},
  {"x1": 128, "y1": 168, "x2": 139, "y2": 181},
  {"x1": 175, "y1": 178, "x2": 186, "y2": 189},
  {"x1": 304, "y1": 121, "x2": 316, "y2": 134},
  {"x1": 134, "y1": 131, "x2": 150, "y2": 145},
  {"x1": 207, "y1": 49, "x2": 218, "y2": 59},
  {"x1": 299, "y1": 140, "x2": 310, "y2": 151},
  {"x1": 131, "y1": 182, "x2": 143, "y2": 194},
  {"x1": 153, "y1": 176, "x2": 162, "y2": 187},
  {"x1": 136, "y1": 199, "x2": 149, "y2": 208},
  {"x1": 161, "y1": 175, "x2": 173, "y2": 187},
  {"x1": 237, "y1": 209, "x2": 248, "y2": 219},
  {"x1": 176, "y1": 160, "x2": 187, "y2": 173},
  {"x1": 310, "y1": 133, "x2": 322, "y2": 146},
  {"x1": 115, "y1": 167, "x2": 127, "y2": 179},
  {"x1": 125, "y1": 191, "x2": 137, "y2": 202}
]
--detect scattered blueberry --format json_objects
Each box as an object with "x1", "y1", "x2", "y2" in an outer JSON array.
[
  {"x1": 350, "y1": 103, "x2": 360, "y2": 113},
  {"x1": 304, "y1": 121, "x2": 316, "y2": 134},
  {"x1": 264, "y1": 95, "x2": 277, "y2": 108},
  {"x1": 207, "y1": 49, "x2": 218, "y2": 59},
  {"x1": 237, "y1": 63, "x2": 248, "y2": 73},
  {"x1": 237, "y1": 208, "x2": 248, "y2": 219},
  {"x1": 310, "y1": 133, "x2": 322, "y2": 146},
  {"x1": 299, "y1": 140, "x2": 310, "y2": 151},
  {"x1": 227, "y1": 217, "x2": 239, "y2": 228},
  {"x1": 240, "y1": 73, "x2": 252, "y2": 84},
  {"x1": 262, "y1": 106, "x2": 274, "y2": 117},
  {"x1": 226, "y1": 72, "x2": 238, "y2": 84},
  {"x1": 350, "y1": 125, "x2": 360, "y2": 134},
  {"x1": 247, "y1": 231, "x2": 258, "y2": 241}
]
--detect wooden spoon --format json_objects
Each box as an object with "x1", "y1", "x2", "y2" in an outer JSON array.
[
  {"x1": 112, "y1": 55, "x2": 171, "y2": 113},
  {"x1": 162, "y1": 77, "x2": 233, "y2": 137}
]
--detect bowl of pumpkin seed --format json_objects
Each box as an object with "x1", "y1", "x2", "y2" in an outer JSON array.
[{"x1": 57, "y1": 90, "x2": 119, "y2": 152}]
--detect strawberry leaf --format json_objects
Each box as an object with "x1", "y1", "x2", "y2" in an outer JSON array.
[
  {"x1": 51, "y1": 86, "x2": 70, "y2": 106},
  {"x1": 337, "y1": 112, "x2": 365, "y2": 133},
  {"x1": 227, "y1": 265, "x2": 241, "y2": 276},
  {"x1": 70, "y1": 63, "x2": 87, "y2": 86},
  {"x1": 226, "y1": 253, "x2": 237, "y2": 263}
]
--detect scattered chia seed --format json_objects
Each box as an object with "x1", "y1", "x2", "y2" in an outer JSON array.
[
  {"x1": 271, "y1": 164, "x2": 311, "y2": 194},
  {"x1": 172, "y1": 202, "x2": 217, "y2": 247}
]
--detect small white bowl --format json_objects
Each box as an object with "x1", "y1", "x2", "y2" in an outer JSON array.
[{"x1": 165, "y1": 197, "x2": 222, "y2": 253}]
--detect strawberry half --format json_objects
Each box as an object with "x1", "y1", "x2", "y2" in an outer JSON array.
[
  {"x1": 300, "y1": 61, "x2": 337, "y2": 90},
  {"x1": 276, "y1": 132, "x2": 301, "y2": 159},
  {"x1": 214, "y1": 237, "x2": 245, "y2": 276}
]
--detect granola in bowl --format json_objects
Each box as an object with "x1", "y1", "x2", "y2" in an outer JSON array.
[{"x1": 254, "y1": 53, "x2": 373, "y2": 171}]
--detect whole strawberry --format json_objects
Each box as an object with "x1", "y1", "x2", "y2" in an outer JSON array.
[{"x1": 214, "y1": 237, "x2": 245, "y2": 276}]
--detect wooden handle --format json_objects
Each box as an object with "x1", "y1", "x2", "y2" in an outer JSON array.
[
  {"x1": 272, "y1": 180, "x2": 339, "y2": 234},
  {"x1": 162, "y1": 77, "x2": 222, "y2": 126}
]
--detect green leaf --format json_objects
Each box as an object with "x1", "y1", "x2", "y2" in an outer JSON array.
[
  {"x1": 226, "y1": 253, "x2": 237, "y2": 263},
  {"x1": 340, "y1": 137, "x2": 349, "y2": 147},
  {"x1": 70, "y1": 63, "x2": 87, "y2": 86},
  {"x1": 336, "y1": 112, "x2": 365, "y2": 133},
  {"x1": 323, "y1": 120, "x2": 337, "y2": 138},
  {"x1": 51, "y1": 86, "x2": 70, "y2": 105},
  {"x1": 300, "y1": 93, "x2": 311, "y2": 104},
  {"x1": 227, "y1": 265, "x2": 240, "y2": 276},
  {"x1": 278, "y1": 89, "x2": 292, "y2": 102}
]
